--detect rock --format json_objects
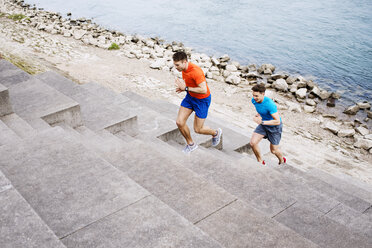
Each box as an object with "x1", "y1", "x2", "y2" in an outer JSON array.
[
  {"x1": 263, "y1": 69, "x2": 272, "y2": 75},
  {"x1": 357, "y1": 101, "x2": 371, "y2": 110},
  {"x1": 331, "y1": 92, "x2": 341, "y2": 99},
  {"x1": 222, "y1": 70, "x2": 231, "y2": 78},
  {"x1": 365, "y1": 134, "x2": 372, "y2": 140},
  {"x1": 219, "y1": 54, "x2": 230, "y2": 62},
  {"x1": 289, "y1": 85, "x2": 297, "y2": 93},
  {"x1": 231, "y1": 61, "x2": 240, "y2": 68},
  {"x1": 324, "y1": 121, "x2": 339, "y2": 134},
  {"x1": 354, "y1": 138, "x2": 372, "y2": 150},
  {"x1": 327, "y1": 98, "x2": 336, "y2": 107},
  {"x1": 63, "y1": 31, "x2": 72, "y2": 37},
  {"x1": 286, "y1": 76, "x2": 296, "y2": 85},
  {"x1": 285, "y1": 101, "x2": 302, "y2": 112},
  {"x1": 211, "y1": 57, "x2": 220, "y2": 66},
  {"x1": 226, "y1": 64, "x2": 238, "y2": 72},
  {"x1": 150, "y1": 58, "x2": 166, "y2": 69},
  {"x1": 248, "y1": 64, "x2": 257, "y2": 71},
  {"x1": 73, "y1": 29, "x2": 87, "y2": 40},
  {"x1": 240, "y1": 66, "x2": 249, "y2": 73},
  {"x1": 323, "y1": 114, "x2": 337, "y2": 119},
  {"x1": 306, "y1": 80, "x2": 316, "y2": 90},
  {"x1": 344, "y1": 105, "x2": 360, "y2": 115},
  {"x1": 225, "y1": 75, "x2": 241, "y2": 85},
  {"x1": 304, "y1": 105, "x2": 316, "y2": 113},
  {"x1": 271, "y1": 74, "x2": 286, "y2": 80},
  {"x1": 259, "y1": 64, "x2": 275, "y2": 74},
  {"x1": 338, "y1": 129, "x2": 355, "y2": 138},
  {"x1": 296, "y1": 88, "x2": 307, "y2": 98},
  {"x1": 296, "y1": 80, "x2": 307, "y2": 89},
  {"x1": 319, "y1": 90, "x2": 331, "y2": 100},
  {"x1": 310, "y1": 86, "x2": 321, "y2": 97},
  {"x1": 206, "y1": 72, "x2": 213, "y2": 79},
  {"x1": 209, "y1": 66, "x2": 219, "y2": 72},
  {"x1": 356, "y1": 126, "x2": 369, "y2": 136},
  {"x1": 306, "y1": 99, "x2": 317, "y2": 106},
  {"x1": 368, "y1": 111, "x2": 372, "y2": 118},
  {"x1": 272, "y1": 79, "x2": 288, "y2": 92}
]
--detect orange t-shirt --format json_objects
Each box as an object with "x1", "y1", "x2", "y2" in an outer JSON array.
[{"x1": 182, "y1": 62, "x2": 210, "y2": 99}]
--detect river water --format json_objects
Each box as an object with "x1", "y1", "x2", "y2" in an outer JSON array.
[{"x1": 26, "y1": 0, "x2": 372, "y2": 106}]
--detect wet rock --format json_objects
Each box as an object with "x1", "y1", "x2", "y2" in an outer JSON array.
[
  {"x1": 356, "y1": 126, "x2": 369, "y2": 136},
  {"x1": 272, "y1": 78, "x2": 288, "y2": 92},
  {"x1": 296, "y1": 88, "x2": 307, "y2": 98},
  {"x1": 304, "y1": 105, "x2": 316, "y2": 113},
  {"x1": 306, "y1": 99, "x2": 317, "y2": 106},
  {"x1": 331, "y1": 92, "x2": 341, "y2": 99},
  {"x1": 324, "y1": 121, "x2": 339, "y2": 134},
  {"x1": 357, "y1": 101, "x2": 371, "y2": 110},
  {"x1": 319, "y1": 90, "x2": 331, "y2": 100},
  {"x1": 327, "y1": 98, "x2": 336, "y2": 107},
  {"x1": 344, "y1": 105, "x2": 360, "y2": 115},
  {"x1": 354, "y1": 138, "x2": 372, "y2": 150},
  {"x1": 310, "y1": 86, "x2": 321, "y2": 98},
  {"x1": 271, "y1": 74, "x2": 287, "y2": 80},
  {"x1": 338, "y1": 129, "x2": 355, "y2": 138}
]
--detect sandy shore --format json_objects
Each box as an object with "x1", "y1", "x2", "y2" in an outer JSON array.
[{"x1": 0, "y1": 5, "x2": 371, "y2": 185}]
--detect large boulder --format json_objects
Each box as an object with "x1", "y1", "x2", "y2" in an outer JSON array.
[
  {"x1": 272, "y1": 79, "x2": 288, "y2": 92},
  {"x1": 344, "y1": 105, "x2": 360, "y2": 115},
  {"x1": 296, "y1": 88, "x2": 307, "y2": 99}
]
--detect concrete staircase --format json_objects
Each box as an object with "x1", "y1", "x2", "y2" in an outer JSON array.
[{"x1": 0, "y1": 59, "x2": 371, "y2": 248}]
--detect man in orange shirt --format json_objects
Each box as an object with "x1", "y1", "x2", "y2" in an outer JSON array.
[{"x1": 173, "y1": 51, "x2": 222, "y2": 153}]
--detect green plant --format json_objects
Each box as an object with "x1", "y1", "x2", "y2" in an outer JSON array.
[
  {"x1": 8, "y1": 14, "x2": 27, "y2": 21},
  {"x1": 108, "y1": 43, "x2": 120, "y2": 50}
]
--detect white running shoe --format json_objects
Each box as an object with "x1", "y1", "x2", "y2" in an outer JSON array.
[
  {"x1": 183, "y1": 143, "x2": 198, "y2": 154},
  {"x1": 212, "y1": 128, "x2": 222, "y2": 147}
]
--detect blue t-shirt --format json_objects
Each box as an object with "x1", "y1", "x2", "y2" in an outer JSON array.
[{"x1": 252, "y1": 96, "x2": 281, "y2": 121}]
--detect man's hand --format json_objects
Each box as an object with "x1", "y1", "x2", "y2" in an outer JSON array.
[
  {"x1": 175, "y1": 78, "x2": 186, "y2": 93},
  {"x1": 253, "y1": 113, "x2": 262, "y2": 125}
]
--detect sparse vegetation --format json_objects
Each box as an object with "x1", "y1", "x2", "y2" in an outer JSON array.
[
  {"x1": 108, "y1": 43, "x2": 120, "y2": 50},
  {"x1": 8, "y1": 14, "x2": 27, "y2": 21}
]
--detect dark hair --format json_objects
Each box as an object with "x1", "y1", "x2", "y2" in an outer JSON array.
[
  {"x1": 173, "y1": 51, "x2": 188, "y2": 62},
  {"x1": 252, "y1": 83, "x2": 266, "y2": 93}
]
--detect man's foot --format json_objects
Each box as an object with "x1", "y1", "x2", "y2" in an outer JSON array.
[
  {"x1": 279, "y1": 157, "x2": 286, "y2": 165},
  {"x1": 183, "y1": 143, "x2": 198, "y2": 154},
  {"x1": 212, "y1": 128, "x2": 222, "y2": 147}
]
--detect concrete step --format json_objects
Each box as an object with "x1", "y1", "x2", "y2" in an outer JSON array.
[
  {"x1": 0, "y1": 83, "x2": 13, "y2": 117},
  {"x1": 274, "y1": 202, "x2": 372, "y2": 248},
  {"x1": 72, "y1": 128, "x2": 318, "y2": 248},
  {"x1": 276, "y1": 165, "x2": 372, "y2": 213},
  {"x1": 0, "y1": 119, "x2": 21, "y2": 146},
  {"x1": 0, "y1": 126, "x2": 226, "y2": 247},
  {"x1": 81, "y1": 82, "x2": 131, "y2": 107},
  {"x1": 0, "y1": 113, "x2": 36, "y2": 138},
  {"x1": 36, "y1": 71, "x2": 137, "y2": 133},
  {"x1": 0, "y1": 60, "x2": 32, "y2": 88},
  {"x1": 1, "y1": 187, "x2": 66, "y2": 248},
  {"x1": 8, "y1": 77, "x2": 83, "y2": 128}
]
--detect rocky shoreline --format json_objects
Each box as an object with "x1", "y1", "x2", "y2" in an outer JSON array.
[{"x1": 0, "y1": 0, "x2": 371, "y2": 154}]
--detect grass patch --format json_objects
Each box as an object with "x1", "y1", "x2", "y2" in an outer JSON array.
[
  {"x1": 8, "y1": 14, "x2": 27, "y2": 21},
  {"x1": 0, "y1": 13, "x2": 5, "y2": 18},
  {"x1": 108, "y1": 42, "x2": 120, "y2": 50},
  {"x1": 2, "y1": 54, "x2": 44, "y2": 75}
]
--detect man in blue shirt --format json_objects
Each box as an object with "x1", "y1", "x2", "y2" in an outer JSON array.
[{"x1": 250, "y1": 84, "x2": 286, "y2": 165}]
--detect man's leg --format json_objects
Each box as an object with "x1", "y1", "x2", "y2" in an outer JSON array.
[
  {"x1": 193, "y1": 116, "x2": 216, "y2": 136},
  {"x1": 250, "y1": 132, "x2": 264, "y2": 162},
  {"x1": 270, "y1": 144, "x2": 285, "y2": 164},
  {"x1": 176, "y1": 106, "x2": 194, "y2": 145}
]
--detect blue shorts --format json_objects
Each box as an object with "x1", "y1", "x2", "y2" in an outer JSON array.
[
  {"x1": 254, "y1": 122, "x2": 283, "y2": 145},
  {"x1": 181, "y1": 93, "x2": 211, "y2": 119}
]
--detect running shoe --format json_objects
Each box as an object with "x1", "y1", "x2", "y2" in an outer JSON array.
[
  {"x1": 212, "y1": 128, "x2": 222, "y2": 147},
  {"x1": 279, "y1": 157, "x2": 286, "y2": 165},
  {"x1": 183, "y1": 143, "x2": 198, "y2": 154}
]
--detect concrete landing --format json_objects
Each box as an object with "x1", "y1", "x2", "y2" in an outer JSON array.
[{"x1": 0, "y1": 83, "x2": 13, "y2": 117}]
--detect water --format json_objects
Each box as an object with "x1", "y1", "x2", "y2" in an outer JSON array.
[{"x1": 26, "y1": 0, "x2": 372, "y2": 106}]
